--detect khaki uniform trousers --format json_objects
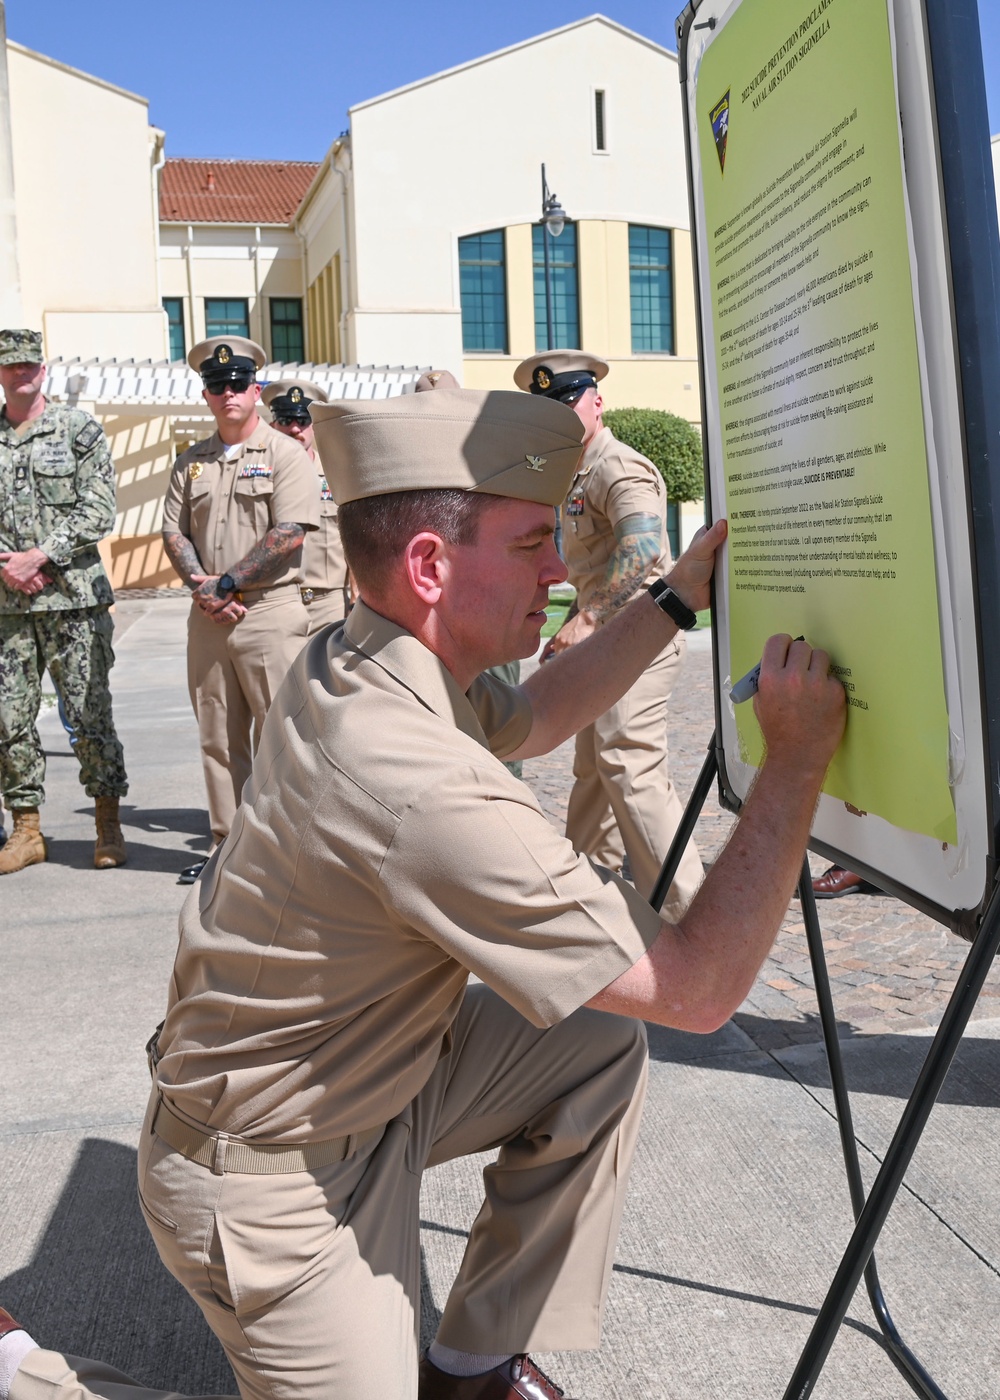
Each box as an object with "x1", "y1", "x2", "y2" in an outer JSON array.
[
  {"x1": 187, "y1": 588, "x2": 309, "y2": 845},
  {"x1": 12, "y1": 987, "x2": 647, "y2": 1400},
  {"x1": 565, "y1": 633, "x2": 703, "y2": 921},
  {"x1": 301, "y1": 587, "x2": 349, "y2": 636}
]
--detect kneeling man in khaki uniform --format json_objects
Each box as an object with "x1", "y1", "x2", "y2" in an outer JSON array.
[
  {"x1": 515, "y1": 351, "x2": 703, "y2": 920},
  {"x1": 0, "y1": 391, "x2": 845, "y2": 1400},
  {"x1": 161, "y1": 338, "x2": 319, "y2": 876}
]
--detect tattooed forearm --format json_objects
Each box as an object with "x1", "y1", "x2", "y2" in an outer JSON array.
[
  {"x1": 162, "y1": 531, "x2": 206, "y2": 585},
  {"x1": 584, "y1": 512, "x2": 662, "y2": 622},
  {"x1": 230, "y1": 522, "x2": 306, "y2": 589}
]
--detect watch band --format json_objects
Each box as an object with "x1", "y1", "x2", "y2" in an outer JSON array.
[
  {"x1": 648, "y1": 577, "x2": 698, "y2": 630},
  {"x1": 216, "y1": 572, "x2": 236, "y2": 598}
]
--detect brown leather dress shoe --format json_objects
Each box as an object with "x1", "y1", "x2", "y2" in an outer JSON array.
[
  {"x1": 812, "y1": 865, "x2": 879, "y2": 899},
  {"x1": 418, "y1": 1354, "x2": 576, "y2": 1400},
  {"x1": 0, "y1": 1307, "x2": 25, "y2": 1337}
]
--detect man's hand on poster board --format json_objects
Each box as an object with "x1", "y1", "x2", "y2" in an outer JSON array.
[
  {"x1": 754, "y1": 634, "x2": 846, "y2": 779},
  {"x1": 664, "y1": 518, "x2": 728, "y2": 616}
]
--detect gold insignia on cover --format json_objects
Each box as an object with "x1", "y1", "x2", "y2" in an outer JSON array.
[
  {"x1": 535, "y1": 368, "x2": 551, "y2": 391},
  {"x1": 189, "y1": 463, "x2": 203, "y2": 481},
  {"x1": 217, "y1": 345, "x2": 231, "y2": 364},
  {"x1": 525, "y1": 454, "x2": 547, "y2": 472},
  {"x1": 428, "y1": 372, "x2": 441, "y2": 385},
  {"x1": 290, "y1": 387, "x2": 303, "y2": 403}
]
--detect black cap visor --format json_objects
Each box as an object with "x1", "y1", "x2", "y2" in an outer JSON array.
[{"x1": 530, "y1": 368, "x2": 598, "y2": 402}]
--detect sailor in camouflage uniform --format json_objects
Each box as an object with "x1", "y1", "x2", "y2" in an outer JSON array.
[{"x1": 0, "y1": 329, "x2": 128, "y2": 874}]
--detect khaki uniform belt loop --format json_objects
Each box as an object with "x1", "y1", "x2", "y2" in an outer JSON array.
[{"x1": 152, "y1": 1095, "x2": 383, "y2": 1175}]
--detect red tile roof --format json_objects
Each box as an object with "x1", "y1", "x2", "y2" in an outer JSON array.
[{"x1": 159, "y1": 158, "x2": 321, "y2": 225}]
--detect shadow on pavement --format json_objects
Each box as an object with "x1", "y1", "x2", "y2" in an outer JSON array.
[
  {"x1": 417, "y1": 1218, "x2": 888, "y2": 1349},
  {"x1": 3, "y1": 1137, "x2": 457, "y2": 1388},
  {"x1": 646, "y1": 1016, "x2": 1000, "y2": 1109},
  {"x1": 115, "y1": 807, "x2": 211, "y2": 841},
  {"x1": 41, "y1": 838, "x2": 209, "y2": 875},
  {"x1": 35, "y1": 804, "x2": 212, "y2": 872},
  {"x1": 2, "y1": 1138, "x2": 236, "y2": 1395}
]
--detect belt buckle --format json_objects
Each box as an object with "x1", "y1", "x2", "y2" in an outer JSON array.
[{"x1": 301, "y1": 588, "x2": 315, "y2": 604}]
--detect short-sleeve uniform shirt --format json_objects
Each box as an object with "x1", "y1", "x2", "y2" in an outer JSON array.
[
  {"x1": 302, "y1": 452, "x2": 349, "y2": 593},
  {"x1": 155, "y1": 602, "x2": 662, "y2": 1143},
  {"x1": 562, "y1": 426, "x2": 670, "y2": 615},
  {"x1": 161, "y1": 417, "x2": 319, "y2": 584}
]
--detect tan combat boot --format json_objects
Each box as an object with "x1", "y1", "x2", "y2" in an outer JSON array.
[
  {"x1": 0, "y1": 808, "x2": 47, "y2": 875},
  {"x1": 94, "y1": 795, "x2": 127, "y2": 869}
]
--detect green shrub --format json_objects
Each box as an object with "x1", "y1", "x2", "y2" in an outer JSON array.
[{"x1": 602, "y1": 407, "x2": 705, "y2": 503}]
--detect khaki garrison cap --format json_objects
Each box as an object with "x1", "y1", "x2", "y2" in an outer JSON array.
[
  {"x1": 188, "y1": 335, "x2": 267, "y2": 383},
  {"x1": 0, "y1": 329, "x2": 44, "y2": 366},
  {"x1": 513, "y1": 350, "x2": 609, "y2": 402},
  {"x1": 261, "y1": 379, "x2": 329, "y2": 419},
  {"x1": 414, "y1": 369, "x2": 461, "y2": 392},
  {"x1": 311, "y1": 389, "x2": 584, "y2": 507}
]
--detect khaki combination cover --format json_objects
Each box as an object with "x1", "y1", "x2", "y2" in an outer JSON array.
[{"x1": 311, "y1": 388, "x2": 584, "y2": 507}]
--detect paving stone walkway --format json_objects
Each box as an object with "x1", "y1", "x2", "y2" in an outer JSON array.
[{"x1": 522, "y1": 630, "x2": 1000, "y2": 1049}]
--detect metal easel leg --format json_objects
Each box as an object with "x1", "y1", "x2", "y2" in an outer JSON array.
[
  {"x1": 648, "y1": 731, "x2": 719, "y2": 914},
  {"x1": 783, "y1": 879, "x2": 1000, "y2": 1399},
  {"x1": 797, "y1": 864, "x2": 947, "y2": 1399}
]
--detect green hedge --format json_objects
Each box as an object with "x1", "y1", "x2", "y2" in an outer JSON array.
[{"x1": 602, "y1": 408, "x2": 705, "y2": 503}]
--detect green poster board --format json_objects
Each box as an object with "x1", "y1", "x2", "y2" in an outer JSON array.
[{"x1": 681, "y1": 0, "x2": 992, "y2": 927}]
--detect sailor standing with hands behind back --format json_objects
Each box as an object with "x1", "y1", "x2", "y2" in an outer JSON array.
[
  {"x1": 261, "y1": 378, "x2": 352, "y2": 632},
  {"x1": 161, "y1": 337, "x2": 318, "y2": 881}
]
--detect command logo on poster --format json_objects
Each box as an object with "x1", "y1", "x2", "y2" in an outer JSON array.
[{"x1": 710, "y1": 90, "x2": 730, "y2": 173}]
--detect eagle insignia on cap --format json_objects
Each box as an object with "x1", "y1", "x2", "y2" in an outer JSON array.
[
  {"x1": 216, "y1": 345, "x2": 231, "y2": 364},
  {"x1": 534, "y1": 368, "x2": 552, "y2": 391},
  {"x1": 290, "y1": 387, "x2": 303, "y2": 403},
  {"x1": 525, "y1": 454, "x2": 547, "y2": 472},
  {"x1": 189, "y1": 463, "x2": 203, "y2": 481}
]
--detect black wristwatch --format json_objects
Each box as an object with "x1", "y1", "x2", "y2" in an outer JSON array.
[
  {"x1": 648, "y1": 577, "x2": 698, "y2": 630},
  {"x1": 216, "y1": 572, "x2": 237, "y2": 598}
]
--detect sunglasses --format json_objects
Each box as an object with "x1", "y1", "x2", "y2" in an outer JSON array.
[
  {"x1": 273, "y1": 413, "x2": 311, "y2": 427},
  {"x1": 204, "y1": 375, "x2": 254, "y2": 396}
]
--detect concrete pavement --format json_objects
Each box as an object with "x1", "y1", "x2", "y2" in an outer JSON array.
[{"x1": 2, "y1": 598, "x2": 999, "y2": 1399}]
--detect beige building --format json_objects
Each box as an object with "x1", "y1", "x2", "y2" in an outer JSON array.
[
  {"x1": 1, "y1": 37, "x2": 165, "y2": 360},
  {"x1": 298, "y1": 14, "x2": 702, "y2": 431},
  {"x1": 158, "y1": 160, "x2": 319, "y2": 363},
  {"x1": 2, "y1": 14, "x2": 709, "y2": 584}
]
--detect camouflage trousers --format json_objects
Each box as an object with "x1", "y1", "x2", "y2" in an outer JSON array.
[{"x1": 0, "y1": 607, "x2": 128, "y2": 809}]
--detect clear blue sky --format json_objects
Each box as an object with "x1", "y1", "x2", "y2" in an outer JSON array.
[{"x1": 5, "y1": 0, "x2": 999, "y2": 162}]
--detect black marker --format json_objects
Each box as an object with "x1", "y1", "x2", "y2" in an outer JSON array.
[{"x1": 730, "y1": 637, "x2": 805, "y2": 704}]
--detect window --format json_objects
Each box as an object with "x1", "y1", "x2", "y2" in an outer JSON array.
[
  {"x1": 270, "y1": 298, "x2": 305, "y2": 362},
  {"x1": 205, "y1": 298, "x2": 249, "y2": 340},
  {"x1": 532, "y1": 222, "x2": 579, "y2": 351},
  {"x1": 594, "y1": 90, "x2": 607, "y2": 152},
  {"x1": 629, "y1": 226, "x2": 674, "y2": 354},
  {"x1": 458, "y1": 231, "x2": 508, "y2": 353},
  {"x1": 163, "y1": 298, "x2": 185, "y2": 362}
]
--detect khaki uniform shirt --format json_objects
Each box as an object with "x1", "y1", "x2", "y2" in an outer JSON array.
[
  {"x1": 562, "y1": 426, "x2": 670, "y2": 616},
  {"x1": 161, "y1": 418, "x2": 319, "y2": 585},
  {"x1": 156, "y1": 602, "x2": 662, "y2": 1142},
  {"x1": 303, "y1": 452, "x2": 349, "y2": 593},
  {"x1": 0, "y1": 403, "x2": 115, "y2": 614}
]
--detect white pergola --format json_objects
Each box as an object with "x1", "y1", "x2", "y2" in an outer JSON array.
[{"x1": 44, "y1": 359, "x2": 430, "y2": 430}]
